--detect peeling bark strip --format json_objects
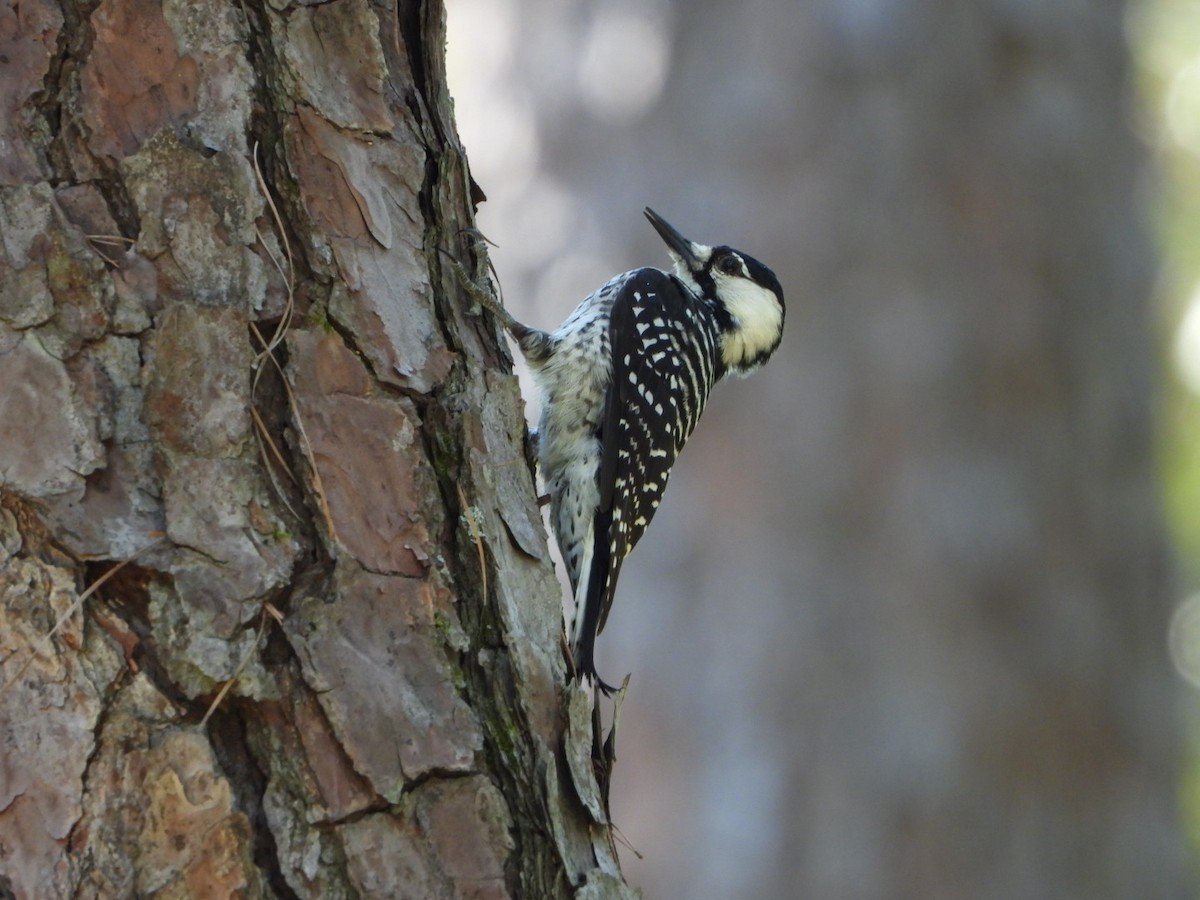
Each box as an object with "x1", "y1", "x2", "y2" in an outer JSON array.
[{"x1": 0, "y1": 1, "x2": 633, "y2": 897}]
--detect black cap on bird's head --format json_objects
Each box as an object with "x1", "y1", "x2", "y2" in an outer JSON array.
[
  {"x1": 643, "y1": 207, "x2": 785, "y2": 374},
  {"x1": 644, "y1": 207, "x2": 784, "y2": 306}
]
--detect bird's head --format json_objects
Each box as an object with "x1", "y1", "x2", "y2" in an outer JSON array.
[{"x1": 644, "y1": 207, "x2": 785, "y2": 375}]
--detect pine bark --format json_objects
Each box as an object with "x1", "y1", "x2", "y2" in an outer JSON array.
[{"x1": 0, "y1": 1, "x2": 626, "y2": 896}]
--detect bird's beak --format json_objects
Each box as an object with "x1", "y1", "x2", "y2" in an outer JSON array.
[{"x1": 644, "y1": 208, "x2": 703, "y2": 270}]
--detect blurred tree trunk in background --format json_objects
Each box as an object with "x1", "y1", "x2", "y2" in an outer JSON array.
[
  {"x1": 455, "y1": 0, "x2": 1195, "y2": 897},
  {"x1": 0, "y1": 1, "x2": 629, "y2": 897}
]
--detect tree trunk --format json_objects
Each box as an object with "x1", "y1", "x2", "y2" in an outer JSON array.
[{"x1": 0, "y1": 1, "x2": 626, "y2": 896}]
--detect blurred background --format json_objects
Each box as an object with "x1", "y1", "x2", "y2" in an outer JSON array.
[{"x1": 446, "y1": 0, "x2": 1198, "y2": 896}]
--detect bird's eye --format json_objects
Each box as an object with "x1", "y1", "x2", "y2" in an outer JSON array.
[{"x1": 717, "y1": 255, "x2": 741, "y2": 276}]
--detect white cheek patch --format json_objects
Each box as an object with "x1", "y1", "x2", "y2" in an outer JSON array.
[{"x1": 720, "y1": 279, "x2": 783, "y2": 370}]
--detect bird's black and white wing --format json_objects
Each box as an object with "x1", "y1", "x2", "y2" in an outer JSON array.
[{"x1": 570, "y1": 268, "x2": 721, "y2": 687}]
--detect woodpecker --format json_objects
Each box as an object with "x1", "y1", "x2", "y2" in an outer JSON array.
[{"x1": 479, "y1": 209, "x2": 784, "y2": 692}]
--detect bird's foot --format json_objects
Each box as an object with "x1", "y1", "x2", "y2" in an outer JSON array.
[{"x1": 443, "y1": 252, "x2": 504, "y2": 319}]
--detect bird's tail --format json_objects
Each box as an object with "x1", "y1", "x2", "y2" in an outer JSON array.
[
  {"x1": 571, "y1": 634, "x2": 618, "y2": 696},
  {"x1": 570, "y1": 527, "x2": 619, "y2": 695},
  {"x1": 571, "y1": 629, "x2": 618, "y2": 695}
]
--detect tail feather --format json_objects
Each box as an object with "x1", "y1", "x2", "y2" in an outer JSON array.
[
  {"x1": 570, "y1": 517, "x2": 619, "y2": 695},
  {"x1": 572, "y1": 632, "x2": 618, "y2": 695}
]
